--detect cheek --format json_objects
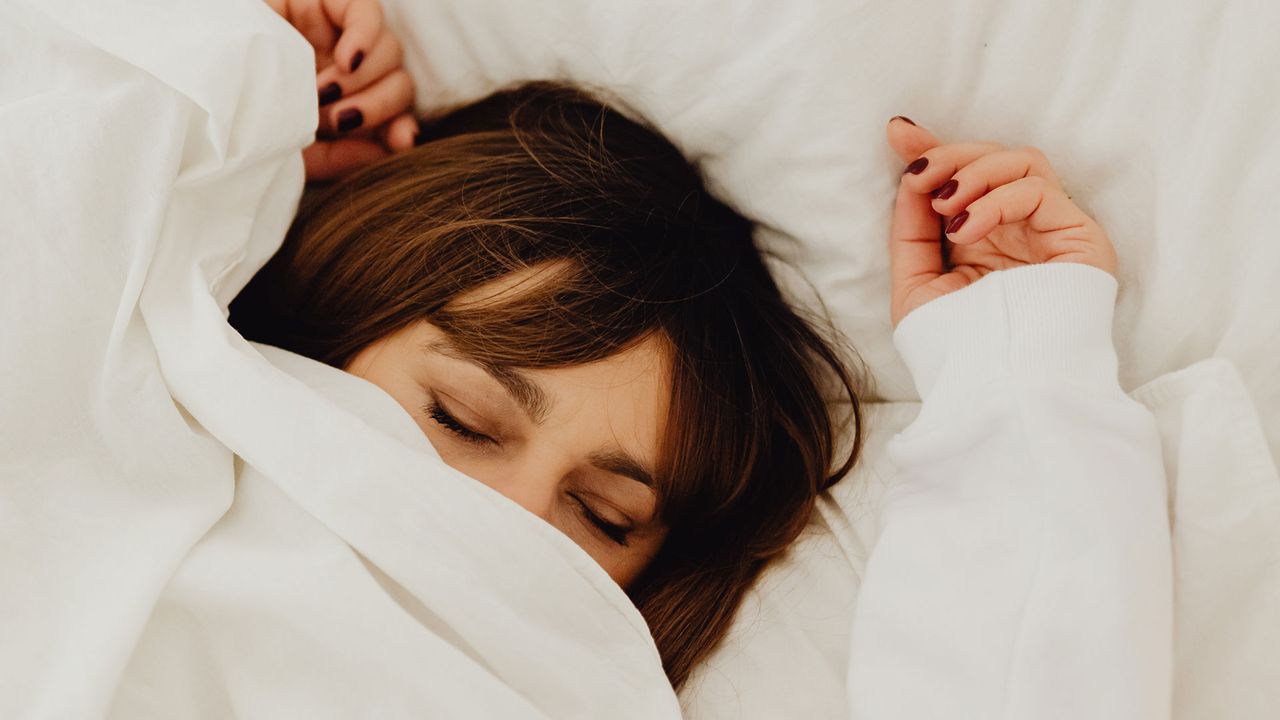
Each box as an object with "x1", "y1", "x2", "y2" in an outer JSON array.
[{"x1": 422, "y1": 436, "x2": 500, "y2": 488}]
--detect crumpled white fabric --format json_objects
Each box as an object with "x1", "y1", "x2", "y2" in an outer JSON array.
[
  {"x1": 0, "y1": 1, "x2": 678, "y2": 717},
  {"x1": 684, "y1": 357, "x2": 1280, "y2": 719}
]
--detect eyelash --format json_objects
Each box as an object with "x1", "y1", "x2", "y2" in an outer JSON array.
[
  {"x1": 425, "y1": 399, "x2": 632, "y2": 547},
  {"x1": 571, "y1": 495, "x2": 632, "y2": 546},
  {"x1": 424, "y1": 401, "x2": 495, "y2": 445}
]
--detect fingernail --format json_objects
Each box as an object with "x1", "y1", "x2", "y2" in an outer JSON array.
[
  {"x1": 904, "y1": 157, "x2": 928, "y2": 175},
  {"x1": 350, "y1": 50, "x2": 365, "y2": 72},
  {"x1": 892, "y1": 115, "x2": 916, "y2": 126},
  {"x1": 933, "y1": 179, "x2": 959, "y2": 200},
  {"x1": 414, "y1": 119, "x2": 428, "y2": 146},
  {"x1": 318, "y1": 82, "x2": 342, "y2": 107},
  {"x1": 946, "y1": 211, "x2": 969, "y2": 234},
  {"x1": 337, "y1": 108, "x2": 363, "y2": 133}
]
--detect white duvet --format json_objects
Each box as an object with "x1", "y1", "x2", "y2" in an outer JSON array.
[
  {"x1": 0, "y1": 1, "x2": 678, "y2": 717},
  {"x1": 3, "y1": 0, "x2": 1279, "y2": 718}
]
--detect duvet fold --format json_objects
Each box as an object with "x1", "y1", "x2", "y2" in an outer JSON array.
[{"x1": 0, "y1": 2, "x2": 678, "y2": 717}]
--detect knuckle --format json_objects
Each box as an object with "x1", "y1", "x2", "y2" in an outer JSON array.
[
  {"x1": 1021, "y1": 174, "x2": 1049, "y2": 191},
  {"x1": 1017, "y1": 145, "x2": 1047, "y2": 161}
]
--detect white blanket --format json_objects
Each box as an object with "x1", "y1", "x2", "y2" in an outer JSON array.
[
  {"x1": 4, "y1": 0, "x2": 1278, "y2": 717},
  {"x1": 0, "y1": 1, "x2": 678, "y2": 717}
]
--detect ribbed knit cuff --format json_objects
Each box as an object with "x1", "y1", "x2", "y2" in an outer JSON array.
[{"x1": 893, "y1": 263, "x2": 1121, "y2": 403}]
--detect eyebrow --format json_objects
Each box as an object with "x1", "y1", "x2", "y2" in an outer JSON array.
[
  {"x1": 588, "y1": 449, "x2": 656, "y2": 488},
  {"x1": 427, "y1": 339, "x2": 551, "y2": 424}
]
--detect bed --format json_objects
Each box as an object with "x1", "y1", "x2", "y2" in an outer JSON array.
[{"x1": 2, "y1": 0, "x2": 1277, "y2": 717}]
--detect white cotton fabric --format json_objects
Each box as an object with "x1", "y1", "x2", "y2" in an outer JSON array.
[
  {"x1": 683, "y1": 269, "x2": 1280, "y2": 720},
  {"x1": 2, "y1": 0, "x2": 1278, "y2": 718},
  {"x1": 848, "y1": 264, "x2": 1173, "y2": 719},
  {"x1": 0, "y1": 1, "x2": 679, "y2": 718}
]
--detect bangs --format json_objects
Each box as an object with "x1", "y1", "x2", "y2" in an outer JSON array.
[{"x1": 229, "y1": 80, "x2": 863, "y2": 688}]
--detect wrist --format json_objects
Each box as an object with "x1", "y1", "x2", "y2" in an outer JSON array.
[{"x1": 893, "y1": 263, "x2": 1122, "y2": 404}]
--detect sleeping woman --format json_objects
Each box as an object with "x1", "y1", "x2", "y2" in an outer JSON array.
[{"x1": 241, "y1": 0, "x2": 1170, "y2": 709}]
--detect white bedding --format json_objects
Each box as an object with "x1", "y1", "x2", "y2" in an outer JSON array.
[
  {"x1": 0, "y1": 1, "x2": 678, "y2": 717},
  {"x1": 2, "y1": 0, "x2": 1278, "y2": 717}
]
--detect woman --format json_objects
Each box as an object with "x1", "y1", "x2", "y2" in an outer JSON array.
[
  {"x1": 247, "y1": 0, "x2": 1157, "y2": 704},
  {"x1": 232, "y1": 79, "x2": 864, "y2": 689}
]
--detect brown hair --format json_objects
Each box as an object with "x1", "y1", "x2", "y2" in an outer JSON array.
[{"x1": 230, "y1": 81, "x2": 863, "y2": 689}]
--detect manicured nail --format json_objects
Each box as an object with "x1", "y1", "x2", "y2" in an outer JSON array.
[
  {"x1": 904, "y1": 157, "x2": 928, "y2": 175},
  {"x1": 337, "y1": 108, "x2": 363, "y2": 133},
  {"x1": 350, "y1": 50, "x2": 365, "y2": 72},
  {"x1": 318, "y1": 82, "x2": 341, "y2": 107},
  {"x1": 892, "y1": 115, "x2": 916, "y2": 126},
  {"x1": 946, "y1": 211, "x2": 969, "y2": 234},
  {"x1": 413, "y1": 119, "x2": 428, "y2": 146},
  {"x1": 933, "y1": 179, "x2": 959, "y2": 200}
]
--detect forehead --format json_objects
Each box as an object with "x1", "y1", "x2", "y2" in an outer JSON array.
[{"x1": 510, "y1": 332, "x2": 671, "y2": 462}]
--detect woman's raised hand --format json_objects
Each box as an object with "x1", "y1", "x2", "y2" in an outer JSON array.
[
  {"x1": 266, "y1": 0, "x2": 419, "y2": 180},
  {"x1": 885, "y1": 117, "x2": 1118, "y2": 327}
]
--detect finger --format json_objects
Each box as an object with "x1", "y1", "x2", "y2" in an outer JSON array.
[
  {"x1": 322, "y1": 0, "x2": 384, "y2": 73},
  {"x1": 930, "y1": 146, "x2": 1063, "y2": 217},
  {"x1": 272, "y1": 0, "x2": 337, "y2": 68},
  {"x1": 380, "y1": 112, "x2": 422, "y2": 151},
  {"x1": 899, "y1": 141, "x2": 1006, "y2": 196},
  {"x1": 886, "y1": 116, "x2": 942, "y2": 162},
  {"x1": 315, "y1": 28, "x2": 403, "y2": 104},
  {"x1": 945, "y1": 176, "x2": 1087, "y2": 245},
  {"x1": 889, "y1": 172, "x2": 946, "y2": 326},
  {"x1": 324, "y1": 69, "x2": 414, "y2": 136},
  {"x1": 302, "y1": 138, "x2": 389, "y2": 181}
]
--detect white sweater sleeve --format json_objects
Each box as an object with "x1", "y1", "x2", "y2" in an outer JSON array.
[{"x1": 846, "y1": 263, "x2": 1172, "y2": 720}]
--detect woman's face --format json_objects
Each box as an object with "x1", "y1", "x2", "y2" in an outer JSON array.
[{"x1": 345, "y1": 293, "x2": 670, "y2": 587}]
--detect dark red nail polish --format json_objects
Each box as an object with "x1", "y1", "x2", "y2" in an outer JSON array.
[
  {"x1": 933, "y1": 179, "x2": 959, "y2": 200},
  {"x1": 318, "y1": 82, "x2": 341, "y2": 106},
  {"x1": 892, "y1": 115, "x2": 916, "y2": 126},
  {"x1": 350, "y1": 50, "x2": 364, "y2": 72},
  {"x1": 946, "y1": 211, "x2": 969, "y2": 234},
  {"x1": 904, "y1": 157, "x2": 928, "y2": 175},
  {"x1": 337, "y1": 108, "x2": 363, "y2": 133}
]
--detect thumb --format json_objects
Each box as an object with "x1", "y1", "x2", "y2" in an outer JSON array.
[{"x1": 886, "y1": 116, "x2": 942, "y2": 162}]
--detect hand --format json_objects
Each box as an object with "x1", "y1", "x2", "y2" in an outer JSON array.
[
  {"x1": 266, "y1": 0, "x2": 419, "y2": 180},
  {"x1": 885, "y1": 117, "x2": 1118, "y2": 327}
]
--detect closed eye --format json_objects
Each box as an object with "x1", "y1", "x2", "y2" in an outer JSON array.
[
  {"x1": 569, "y1": 493, "x2": 632, "y2": 546},
  {"x1": 424, "y1": 400, "x2": 496, "y2": 445}
]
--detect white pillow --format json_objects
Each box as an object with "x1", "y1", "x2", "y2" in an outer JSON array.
[
  {"x1": 384, "y1": 0, "x2": 1280, "y2": 714},
  {"x1": 387, "y1": 0, "x2": 1280, "y2": 427}
]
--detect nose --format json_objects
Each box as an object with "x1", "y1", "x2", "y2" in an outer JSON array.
[{"x1": 479, "y1": 466, "x2": 561, "y2": 523}]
